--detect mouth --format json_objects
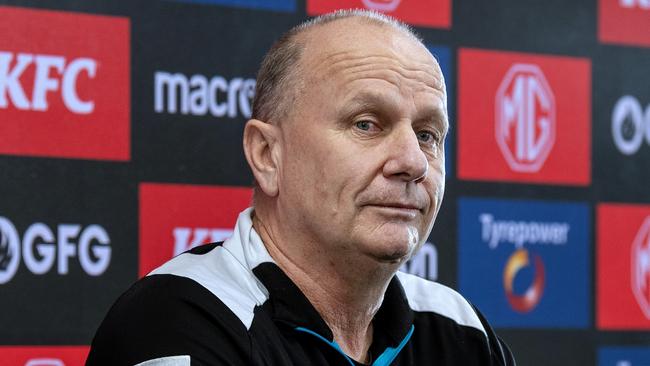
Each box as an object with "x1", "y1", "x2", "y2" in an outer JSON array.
[{"x1": 364, "y1": 203, "x2": 423, "y2": 218}]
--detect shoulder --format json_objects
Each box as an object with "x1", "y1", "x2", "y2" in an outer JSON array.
[
  {"x1": 396, "y1": 271, "x2": 485, "y2": 334},
  {"x1": 395, "y1": 272, "x2": 517, "y2": 365},
  {"x1": 87, "y1": 244, "x2": 260, "y2": 365}
]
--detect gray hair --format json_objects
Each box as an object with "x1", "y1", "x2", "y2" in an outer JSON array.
[{"x1": 251, "y1": 9, "x2": 421, "y2": 124}]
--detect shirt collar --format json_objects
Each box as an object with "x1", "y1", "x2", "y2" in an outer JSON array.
[{"x1": 230, "y1": 208, "x2": 414, "y2": 348}]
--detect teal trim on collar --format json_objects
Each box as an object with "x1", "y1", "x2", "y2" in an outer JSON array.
[
  {"x1": 295, "y1": 327, "x2": 356, "y2": 366},
  {"x1": 371, "y1": 324, "x2": 415, "y2": 366},
  {"x1": 295, "y1": 324, "x2": 415, "y2": 366}
]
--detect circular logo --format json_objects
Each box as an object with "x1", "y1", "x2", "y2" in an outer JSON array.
[
  {"x1": 0, "y1": 217, "x2": 21, "y2": 284},
  {"x1": 503, "y1": 248, "x2": 545, "y2": 313}
]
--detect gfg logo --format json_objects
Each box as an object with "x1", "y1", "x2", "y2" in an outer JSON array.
[
  {"x1": 612, "y1": 96, "x2": 650, "y2": 155},
  {"x1": 362, "y1": 0, "x2": 401, "y2": 12},
  {"x1": 495, "y1": 64, "x2": 556, "y2": 173},
  {"x1": 0, "y1": 52, "x2": 96, "y2": 114},
  {"x1": 173, "y1": 227, "x2": 232, "y2": 256},
  {"x1": 0, "y1": 217, "x2": 111, "y2": 284},
  {"x1": 154, "y1": 71, "x2": 255, "y2": 119},
  {"x1": 632, "y1": 216, "x2": 650, "y2": 318}
]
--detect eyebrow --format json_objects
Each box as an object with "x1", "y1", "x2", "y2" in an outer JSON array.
[{"x1": 339, "y1": 90, "x2": 449, "y2": 132}]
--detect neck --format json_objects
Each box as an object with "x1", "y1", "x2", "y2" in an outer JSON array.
[{"x1": 252, "y1": 207, "x2": 396, "y2": 363}]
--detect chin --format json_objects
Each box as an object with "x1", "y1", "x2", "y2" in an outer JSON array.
[{"x1": 365, "y1": 238, "x2": 416, "y2": 264}]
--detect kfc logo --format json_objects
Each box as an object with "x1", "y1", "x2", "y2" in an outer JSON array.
[
  {"x1": 0, "y1": 53, "x2": 96, "y2": 114},
  {"x1": 0, "y1": 6, "x2": 129, "y2": 161},
  {"x1": 0, "y1": 217, "x2": 111, "y2": 284},
  {"x1": 139, "y1": 183, "x2": 252, "y2": 276},
  {"x1": 599, "y1": 0, "x2": 650, "y2": 47},
  {"x1": 632, "y1": 217, "x2": 650, "y2": 318},
  {"x1": 154, "y1": 71, "x2": 255, "y2": 119},
  {"x1": 458, "y1": 48, "x2": 591, "y2": 186},
  {"x1": 612, "y1": 96, "x2": 650, "y2": 155},
  {"x1": 361, "y1": 0, "x2": 401, "y2": 11},
  {"x1": 173, "y1": 227, "x2": 233, "y2": 256},
  {"x1": 495, "y1": 64, "x2": 556, "y2": 173},
  {"x1": 307, "y1": 0, "x2": 451, "y2": 29}
]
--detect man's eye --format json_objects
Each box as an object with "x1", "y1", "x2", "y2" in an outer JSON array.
[
  {"x1": 417, "y1": 131, "x2": 436, "y2": 143},
  {"x1": 355, "y1": 120, "x2": 374, "y2": 131}
]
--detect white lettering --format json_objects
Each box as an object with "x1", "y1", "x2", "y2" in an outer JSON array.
[
  {"x1": 172, "y1": 227, "x2": 233, "y2": 256},
  {"x1": 612, "y1": 95, "x2": 650, "y2": 155},
  {"x1": 0, "y1": 217, "x2": 112, "y2": 282},
  {"x1": 0, "y1": 52, "x2": 32, "y2": 109},
  {"x1": 154, "y1": 70, "x2": 255, "y2": 119},
  {"x1": 22, "y1": 222, "x2": 55, "y2": 275},
  {"x1": 78, "y1": 224, "x2": 111, "y2": 276},
  {"x1": 479, "y1": 213, "x2": 570, "y2": 249},
  {"x1": 0, "y1": 51, "x2": 97, "y2": 114},
  {"x1": 62, "y1": 57, "x2": 96, "y2": 114},
  {"x1": 620, "y1": 0, "x2": 650, "y2": 9},
  {"x1": 400, "y1": 242, "x2": 438, "y2": 281}
]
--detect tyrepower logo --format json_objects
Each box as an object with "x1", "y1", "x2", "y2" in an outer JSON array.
[
  {"x1": 599, "y1": 0, "x2": 650, "y2": 47},
  {"x1": 598, "y1": 203, "x2": 650, "y2": 330},
  {"x1": 458, "y1": 48, "x2": 591, "y2": 185},
  {"x1": 307, "y1": 0, "x2": 452, "y2": 29},
  {"x1": 458, "y1": 197, "x2": 590, "y2": 327},
  {"x1": 139, "y1": 183, "x2": 252, "y2": 277},
  {"x1": 0, "y1": 346, "x2": 89, "y2": 366},
  {"x1": 599, "y1": 347, "x2": 650, "y2": 366},
  {"x1": 0, "y1": 6, "x2": 130, "y2": 161},
  {"x1": 154, "y1": 71, "x2": 255, "y2": 119},
  {"x1": 612, "y1": 95, "x2": 650, "y2": 155},
  {"x1": 0, "y1": 217, "x2": 111, "y2": 284}
]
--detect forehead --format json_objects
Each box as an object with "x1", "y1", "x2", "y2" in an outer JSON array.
[{"x1": 298, "y1": 19, "x2": 445, "y2": 94}]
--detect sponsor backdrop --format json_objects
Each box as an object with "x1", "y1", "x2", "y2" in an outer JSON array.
[{"x1": 0, "y1": 0, "x2": 648, "y2": 364}]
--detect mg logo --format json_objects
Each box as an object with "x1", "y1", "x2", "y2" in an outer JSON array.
[
  {"x1": 495, "y1": 64, "x2": 556, "y2": 172},
  {"x1": 612, "y1": 95, "x2": 650, "y2": 155},
  {"x1": 632, "y1": 216, "x2": 650, "y2": 318},
  {"x1": 361, "y1": 0, "x2": 401, "y2": 11}
]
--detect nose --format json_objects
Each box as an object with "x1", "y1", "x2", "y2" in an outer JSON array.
[{"x1": 382, "y1": 125, "x2": 429, "y2": 183}]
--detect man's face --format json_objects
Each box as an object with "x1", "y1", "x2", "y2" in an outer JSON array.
[{"x1": 276, "y1": 20, "x2": 447, "y2": 265}]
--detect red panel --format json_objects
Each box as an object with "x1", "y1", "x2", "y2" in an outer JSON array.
[
  {"x1": 458, "y1": 48, "x2": 591, "y2": 186},
  {"x1": 0, "y1": 346, "x2": 89, "y2": 366},
  {"x1": 597, "y1": 203, "x2": 650, "y2": 330},
  {"x1": 0, "y1": 6, "x2": 130, "y2": 161},
  {"x1": 139, "y1": 183, "x2": 253, "y2": 277},
  {"x1": 599, "y1": 0, "x2": 650, "y2": 47},
  {"x1": 307, "y1": 0, "x2": 451, "y2": 29}
]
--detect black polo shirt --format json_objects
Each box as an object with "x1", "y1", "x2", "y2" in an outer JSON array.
[{"x1": 87, "y1": 209, "x2": 515, "y2": 366}]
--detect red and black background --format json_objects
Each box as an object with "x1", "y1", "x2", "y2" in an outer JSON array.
[{"x1": 0, "y1": 0, "x2": 648, "y2": 364}]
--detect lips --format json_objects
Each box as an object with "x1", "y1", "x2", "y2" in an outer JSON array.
[{"x1": 364, "y1": 202, "x2": 425, "y2": 213}]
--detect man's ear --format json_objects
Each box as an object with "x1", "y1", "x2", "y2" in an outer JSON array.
[{"x1": 243, "y1": 119, "x2": 281, "y2": 197}]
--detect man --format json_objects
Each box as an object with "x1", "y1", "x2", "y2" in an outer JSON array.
[{"x1": 87, "y1": 10, "x2": 515, "y2": 366}]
